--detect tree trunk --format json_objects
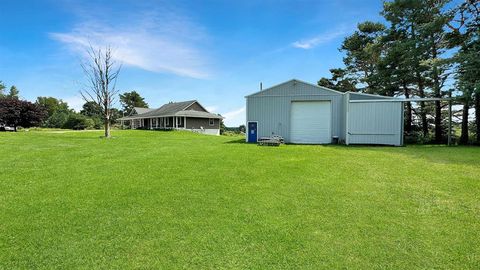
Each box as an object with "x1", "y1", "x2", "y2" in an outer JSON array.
[
  {"x1": 411, "y1": 24, "x2": 428, "y2": 139},
  {"x1": 403, "y1": 82, "x2": 412, "y2": 134},
  {"x1": 104, "y1": 119, "x2": 110, "y2": 138},
  {"x1": 434, "y1": 99, "x2": 442, "y2": 142},
  {"x1": 459, "y1": 102, "x2": 470, "y2": 145},
  {"x1": 13, "y1": 124, "x2": 17, "y2": 132},
  {"x1": 416, "y1": 71, "x2": 428, "y2": 138},
  {"x1": 475, "y1": 92, "x2": 480, "y2": 144},
  {"x1": 104, "y1": 108, "x2": 111, "y2": 138},
  {"x1": 431, "y1": 36, "x2": 443, "y2": 143}
]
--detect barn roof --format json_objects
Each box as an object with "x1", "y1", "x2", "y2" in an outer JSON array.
[{"x1": 245, "y1": 79, "x2": 343, "y2": 98}]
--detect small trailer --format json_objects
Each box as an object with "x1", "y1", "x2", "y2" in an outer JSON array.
[{"x1": 257, "y1": 135, "x2": 284, "y2": 146}]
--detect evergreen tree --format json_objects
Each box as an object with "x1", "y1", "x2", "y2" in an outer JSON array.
[
  {"x1": 0, "y1": 81, "x2": 6, "y2": 97},
  {"x1": 447, "y1": 0, "x2": 480, "y2": 144},
  {"x1": 8, "y1": 86, "x2": 20, "y2": 99},
  {"x1": 318, "y1": 68, "x2": 357, "y2": 92},
  {"x1": 383, "y1": 0, "x2": 433, "y2": 138},
  {"x1": 340, "y1": 21, "x2": 386, "y2": 94},
  {"x1": 119, "y1": 91, "x2": 148, "y2": 116}
]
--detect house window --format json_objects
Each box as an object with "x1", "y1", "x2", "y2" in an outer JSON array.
[
  {"x1": 166, "y1": 117, "x2": 170, "y2": 126},
  {"x1": 209, "y1": 118, "x2": 215, "y2": 126},
  {"x1": 177, "y1": 117, "x2": 184, "y2": 127}
]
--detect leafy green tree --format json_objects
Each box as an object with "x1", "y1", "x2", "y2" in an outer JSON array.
[
  {"x1": 80, "y1": 101, "x2": 103, "y2": 129},
  {"x1": 109, "y1": 108, "x2": 121, "y2": 125},
  {"x1": 239, "y1": 124, "x2": 246, "y2": 133},
  {"x1": 44, "y1": 111, "x2": 70, "y2": 128},
  {"x1": 63, "y1": 114, "x2": 95, "y2": 130},
  {"x1": 80, "y1": 101, "x2": 120, "y2": 128},
  {"x1": 80, "y1": 101, "x2": 103, "y2": 117},
  {"x1": 36, "y1": 97, "x2": 72, "y2": 128},
  {"x1": 119, "y1": 91, "x2": 148, "y2": 115},
  {"x1": 36, "y1": 97, "x2": 71, "y2": 118}
]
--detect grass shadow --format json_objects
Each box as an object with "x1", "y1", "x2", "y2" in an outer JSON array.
[
  {"x1": 224, "y1": 138, "x2": 247, "y2": 144},
  {"x1": 341, "y1": 144, "x2": 480, "y2": 166}
]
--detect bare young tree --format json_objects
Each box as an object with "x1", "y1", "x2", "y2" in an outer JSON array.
[{"x1": 80, "y1": 45, "x2": 121, "y2": 138}]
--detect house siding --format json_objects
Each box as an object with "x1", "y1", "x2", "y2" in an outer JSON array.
[
  {"x1": 186, "y1": 117, "x2": 219, "y2": 129},
  {"x1": 185, "y1": 102, "x2": 206, "y2": 112}
]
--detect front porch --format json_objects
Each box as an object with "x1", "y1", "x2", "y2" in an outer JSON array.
[{"x1": 122, "y1": 116, "x2": 187, "y2": 130}]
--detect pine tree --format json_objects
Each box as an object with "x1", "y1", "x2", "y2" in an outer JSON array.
[
  {"x1": 340, "y1": 21, "x2": 386, "y2": 94},
  {"x1": 8, "y1": 86, "x2": 19, "y2": 99}
]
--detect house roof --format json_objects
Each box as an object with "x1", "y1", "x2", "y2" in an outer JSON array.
[
  {"x1": 119, "y1": 100, "x2": 223, "y2": 120},
  {"x1": 133, "y1": 107, "x2": 155, "y2": 114}
]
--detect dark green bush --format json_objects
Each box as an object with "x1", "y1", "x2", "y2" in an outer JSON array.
[
  {"x1": 44, "y1": 111, "x2": 69, "y2": 128},
  {"x1": 63, "y1": 114, "x2": 95, "y2": 130}
]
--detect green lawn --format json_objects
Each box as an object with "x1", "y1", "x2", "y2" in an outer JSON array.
[{"x1": 0, "y1": 130, "x2": 479, "y2": 269}]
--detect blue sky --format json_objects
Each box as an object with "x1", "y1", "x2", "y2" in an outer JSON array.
[{"x1": 0, "y1": 0, "x2": 384, "y2": 126}]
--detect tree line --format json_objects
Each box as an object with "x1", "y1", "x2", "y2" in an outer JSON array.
[
  {"x1": 0, "y1": 81, "x2": 149, "y2": 131},
  {"x1": 318, "y1": 0, "x2": 479, "y2": 145}
]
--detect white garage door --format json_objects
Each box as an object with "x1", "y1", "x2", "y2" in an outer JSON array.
[{"x1": 290, "y1": 101, "x2": 331, "y2": 144}]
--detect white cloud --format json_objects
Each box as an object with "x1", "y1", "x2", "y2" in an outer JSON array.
[
  {"x1": 63, "y1": 95, "x2": 84, "y2": 112},
  {"x1": 292, "y1": 28, "x2": 349, "y2": 49},
  {"x1": 50, "y1": 11, "x2": 211, "y2": 79},
  {"x1": 205, "y1": 105, "x2": 218, "y2": 112},
  {"x1": 222, "y1": 106, "x2": 246, "y2": 127}
]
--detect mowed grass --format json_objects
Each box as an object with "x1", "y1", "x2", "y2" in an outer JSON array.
[{"x1": 0, "y1": 130, "x2": 479, "y2": 269}]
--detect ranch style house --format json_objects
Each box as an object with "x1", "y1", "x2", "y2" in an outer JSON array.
[{"x1": 118, "y1": 100, "x2": 223, "y2": 135}]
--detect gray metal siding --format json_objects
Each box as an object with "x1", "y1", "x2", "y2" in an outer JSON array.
[
  {"x1": 246, "y1": 81, "x2": 404, "y2": 145},
  {"x1": 347, "y1": 102, "x2": 403, "y2": 146},
  {"x1": 246, "y1": 80, "x2": 344, "y2": 143}
]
